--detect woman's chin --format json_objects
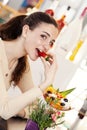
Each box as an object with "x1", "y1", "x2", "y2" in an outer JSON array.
[{"x1": 30, "y1": 56, "x2": 38, "y2": 61}]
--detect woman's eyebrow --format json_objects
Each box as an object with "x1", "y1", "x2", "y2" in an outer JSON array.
[
  {"x1": 42, "y1": 31, "x2": 55, "y2": 42},
  {"x1": 42, "y1": 31, "x2": 50, "y2": 37}
]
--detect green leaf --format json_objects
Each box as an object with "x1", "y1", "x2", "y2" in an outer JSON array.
[{"x1": 60, "y1": 88, "x2": 75, "y2": 97}]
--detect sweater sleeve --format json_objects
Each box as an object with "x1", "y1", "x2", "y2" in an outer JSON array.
[{"x1": 0, "y1": 61, "x2": 42, "y2": 120}]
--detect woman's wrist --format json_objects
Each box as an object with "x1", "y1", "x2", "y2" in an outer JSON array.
[
  {"x1": 39, "y1": 82, "x2": 50, "y2": 93},
  {"x1": 21, "y1": 110, "x2": 26, "y2": 118},
  {"x1": 39, "y1": 85, "x2": 44, "y2": 92},
  {"x1": 14, "y1": 109, "x2": 26, "y2": 118}
]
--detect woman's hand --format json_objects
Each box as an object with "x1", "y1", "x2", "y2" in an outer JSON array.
[
  {"x1": 15, "y1": 109, "x2": 26, "y2": 118},
  {"x1": 39, "y1": 53, "x2": 58, "y2": 91}
]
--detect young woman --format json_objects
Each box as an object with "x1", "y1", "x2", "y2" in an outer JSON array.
[{"x1": 0, "y1": 11, "x2": 59, "y2": 120}]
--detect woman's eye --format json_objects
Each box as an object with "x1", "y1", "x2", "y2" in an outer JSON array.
[
  {"x1": 40, "y1": 35, "x2": 47, "y2": 40},
  {"x1": 49, "y1": 41, "x2": 54, "y2": 48}
]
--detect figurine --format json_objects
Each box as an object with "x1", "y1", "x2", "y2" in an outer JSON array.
[{"x1": 43, "y1": 84, "x2": 75, "y2": 111}]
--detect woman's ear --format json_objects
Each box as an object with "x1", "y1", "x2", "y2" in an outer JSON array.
[{"x1": 22, "y1": 25, "x2": 29, "y2": 38}]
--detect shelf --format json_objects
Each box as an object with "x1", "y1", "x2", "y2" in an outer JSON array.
[{"x1": 0, "y1": 2, "x2": 22, "y2": 23}]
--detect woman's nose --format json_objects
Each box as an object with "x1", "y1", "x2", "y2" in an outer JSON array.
[{"x1": 44, "y1": 43, "x2": 51, "y2": 52}]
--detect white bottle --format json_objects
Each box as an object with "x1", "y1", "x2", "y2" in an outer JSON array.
[{"x1": 55, "y1": 5, "x2": 76, "y2": 24}]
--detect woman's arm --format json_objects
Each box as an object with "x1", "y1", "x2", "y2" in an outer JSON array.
[
  {"x1": 0, "y1": 61, "x2": 42, "y2": 120},
  {"x1": 39, "y1": 52, "x2": 58, "y2": 91}
]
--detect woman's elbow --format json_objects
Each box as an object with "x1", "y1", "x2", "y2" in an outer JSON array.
[{"x1": 0, "y1": 113, "x2": 12, "y2": 120}]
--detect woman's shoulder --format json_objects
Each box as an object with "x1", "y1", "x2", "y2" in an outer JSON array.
[
  {"x1": 0, "y1": 38, "x2": 5, "y2": 57},
  {"x1": 0, "y1": 38, "x2": 3, "y2": 57},
  {"x1": 0, "y1": 38, "x2": 3, "y2": 47}
]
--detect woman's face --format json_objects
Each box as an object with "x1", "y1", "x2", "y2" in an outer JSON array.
[{"x1": 23, "y1": 23, "x2": 58, "y2": 61}]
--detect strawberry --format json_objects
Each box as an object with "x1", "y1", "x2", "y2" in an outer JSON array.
[
  {"x1": 38, "y1": 51, "x2": 50, "y2": 61},
  {"x1": 38, "y1": 51, "x2": 47, "y2": 57}
]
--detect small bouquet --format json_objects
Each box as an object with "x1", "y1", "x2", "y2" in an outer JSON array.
[
  {"x1": 25, "y1": 99, "x2": 65, "y2": 130},
  {"x1": 25, "y1": 85, "x2": 75, "y2": 130}
]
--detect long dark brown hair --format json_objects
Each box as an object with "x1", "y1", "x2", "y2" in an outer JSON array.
[{"x1": 0, "y1": 12, "x2": 58, "y2": 85}]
